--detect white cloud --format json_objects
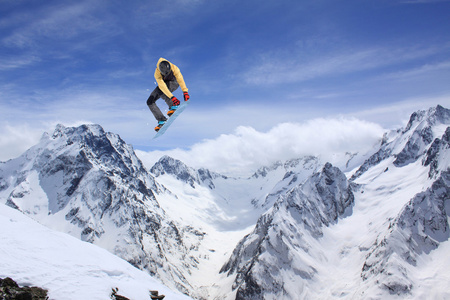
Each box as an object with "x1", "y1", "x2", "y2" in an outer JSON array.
[
  {"x1": 137, "y1": 117, "x2": 385, "y2": 176},
  {"x1": 0, "y1": 123, "x2": 44, "y2": 161}
]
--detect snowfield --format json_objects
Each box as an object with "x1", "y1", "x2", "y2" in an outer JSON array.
[{"x1": 0, "y1": 202, "x2": 192, "y2": 300}]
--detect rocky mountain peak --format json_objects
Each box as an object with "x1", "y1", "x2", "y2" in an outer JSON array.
[
  {"x1": 151, "y1": 155, "x2": 189, "y2": 176},
  {"x1": 404, "y1": 104, "x2": 450, "y2": 132},
  {"x1": 51, "y1": 123, "x2": 105, "y2": 138},
  {"x1": 44, "y1": 124, "x2": 146, "y2": 177},
  {"x1": 3, "y1": 124, "x2": 157, "y2": 215},
  {"x1": 151, "y1": 155, "x2": 200, "y2": 188},
  {"x1": 314, "y1": 162, "x2": 354, "y2": 222},
  {"x1": 394, "y1": 105, "x2": 449, "y2": 168},
  {"x1": 432, "y1": 104, "x2": 450, "y2": 124},
  {"x1": 351, "y1": 105, "x2": 450, "y2": 179},
  {"x1": 150, "y1": 155, "x2": 224, "y2": 189}
]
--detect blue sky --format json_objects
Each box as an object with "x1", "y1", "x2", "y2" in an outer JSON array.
[{"x1": 1, "y1": 0, "x2": 450, "y2": 170}]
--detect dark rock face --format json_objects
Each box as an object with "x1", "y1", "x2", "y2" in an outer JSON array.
[
  {"x1": 423, "y1": 127, "x2": 450, "y2": 178},
  {"x1": 393, "y1": 125, "x2": 434, "y2": 167},
  {"x1": 0, "y1": 277, "x2": 48, "y2": 300}
]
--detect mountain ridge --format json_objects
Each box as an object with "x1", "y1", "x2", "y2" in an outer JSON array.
[{"x1": 0, "y1": 105, "x2": 449, "y2": 299}]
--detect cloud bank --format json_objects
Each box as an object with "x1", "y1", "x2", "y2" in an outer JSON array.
[
  {"x1": 137, "y1": 117, "x2": 385, "y2": 176},
  {"x1": 0, "y1": 123, "x2": 44, "y2": 161}
]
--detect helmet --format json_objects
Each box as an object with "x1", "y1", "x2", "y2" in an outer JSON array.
[{"x1": 159, "y1": 61, "x2": 171, "y2": 76}]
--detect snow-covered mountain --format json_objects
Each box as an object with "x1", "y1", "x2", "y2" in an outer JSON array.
[
  {"x1": 0, "y1": 124, "x2": 205, "y2": 295},
  {"x1": 356, "y1": 105, "x2": 450, "y2": 297},
  {"x1": 147, "y1": 105, "x2": 450, "y2": 299},
  {"x1": 220, "y1": 162, "x2": 355, "y2": 299},
  {"x1": 1, "y1": 105, "x2": 449, "y2": 299},
  {"x1": 361, "y1": 170, "x2": 449, "y2": 295},
  {"x1": 214, "y1": 105, "x2": 450, "y2": 299},
  {"x1": 150, "y1": 155, "x2": 321, "y2": 230}
]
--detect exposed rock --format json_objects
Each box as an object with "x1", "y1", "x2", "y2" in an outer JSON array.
[{"x1": 0, "y1": 277, "x2": 48, "y2": 300}]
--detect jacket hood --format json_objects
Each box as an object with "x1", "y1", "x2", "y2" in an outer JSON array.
[{"x1": 156, "y1": 57, "x2": 169, "y2": 69}]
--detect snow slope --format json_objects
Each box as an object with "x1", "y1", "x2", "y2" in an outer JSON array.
[
  {"x1": 220, "y1": 163, "x2": 355, "y2": 299},
  {"x1": 0, "y1": 203, "x2": 192, "y2": 300}
]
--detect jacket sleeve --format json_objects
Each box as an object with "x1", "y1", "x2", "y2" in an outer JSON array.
[
  {"x1": 154, "y1": 68, "x2": 174, "y2": 99},
  {"x1": 172, "y1": 64, "x2": 189, "y2": 93}
]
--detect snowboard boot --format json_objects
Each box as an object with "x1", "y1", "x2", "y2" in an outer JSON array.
[
  {"x1": 154, "y1": 120, "x2": 166, "y2": 132},
  {"x1": 167, "y1": 105, "x2": 179, "y2": 117}
]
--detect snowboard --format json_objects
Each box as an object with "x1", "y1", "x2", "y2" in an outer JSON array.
[{"x1": 152, "y1": 100, "x2": 190, "y2": 139}]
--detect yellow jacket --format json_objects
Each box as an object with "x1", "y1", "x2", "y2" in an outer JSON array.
[{"x1": 155, "y1": 57, "x2": 188, "y2": 99}]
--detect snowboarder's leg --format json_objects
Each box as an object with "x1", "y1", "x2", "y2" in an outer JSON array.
[
  {"x1": 146, "y1": 87, "x2": 167, "y2": 122},
  {"x1": 161, "y1": 81, "x2": 180, "y2": 109}
]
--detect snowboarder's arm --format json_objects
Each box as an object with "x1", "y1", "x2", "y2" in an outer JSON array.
[
  {"x1": 154, "y1": 69, "x2": 174, "y2": 99},
  {"x1": 171, "y1": 64, "x2": 188, "y2": 93}
]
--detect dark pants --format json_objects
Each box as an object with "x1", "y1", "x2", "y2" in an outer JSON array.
[{"x1": 146, "y1": 81, "x2": 179, "y2": 122}]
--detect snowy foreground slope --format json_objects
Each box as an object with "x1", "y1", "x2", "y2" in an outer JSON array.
[
  {"x1": 1, "y1": 105, "x2": 449, "y2": 300},
  {"x1": 0, "y1": 203, "x2": 192, "y2": 300}
]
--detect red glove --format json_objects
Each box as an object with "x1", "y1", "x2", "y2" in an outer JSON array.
[
  {"x1": 171, "y1": 96, "x2": 180, "y2": 106},
  {"x1": 183, "y1": 92, "x2": 190, "y2": 101}
]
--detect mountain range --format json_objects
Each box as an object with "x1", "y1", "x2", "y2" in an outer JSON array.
[{"x1": 0, "y1": 105, "x2": 449, "y2": 299}]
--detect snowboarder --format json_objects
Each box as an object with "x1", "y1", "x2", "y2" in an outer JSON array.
[{"x1": 147, "y1": 57, "x2": 190, "y2": 131}]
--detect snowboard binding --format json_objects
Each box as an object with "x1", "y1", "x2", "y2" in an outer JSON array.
[
  {"x1": 167, "y1": 105, "x2": 179, "y2": 117},
  {"x1": 154, "y1": 120, "x2": 166, "y2": 132}
]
